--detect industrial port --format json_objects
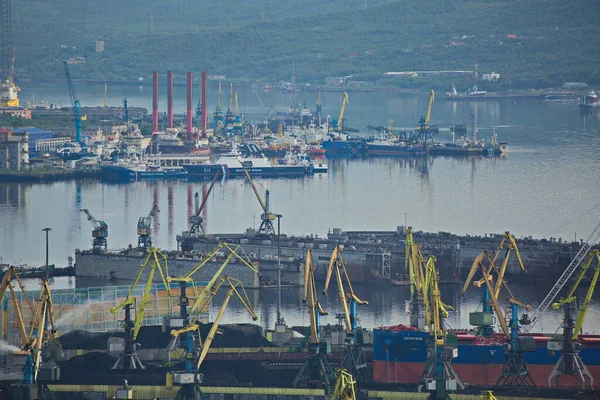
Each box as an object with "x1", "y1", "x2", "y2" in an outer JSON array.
[{"x1": 2, "y1": 1, "x2": 600, "y2": 400}]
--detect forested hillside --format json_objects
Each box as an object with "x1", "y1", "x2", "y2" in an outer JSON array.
[{"x1": 13, "y1": 0, "x2": 600, "y2": 88}]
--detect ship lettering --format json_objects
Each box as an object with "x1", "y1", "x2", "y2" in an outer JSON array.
[{"x1": 403, "y1": 337, "x2": 423, "y2": 341}]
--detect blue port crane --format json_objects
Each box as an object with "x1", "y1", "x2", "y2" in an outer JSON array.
[{"x1": 63, "y1": 60, "x2": 86, "y2": 145}]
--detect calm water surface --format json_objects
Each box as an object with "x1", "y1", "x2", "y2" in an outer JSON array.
[{"x1": 3, "y1": 82, "x2": 600, "y2": 332}]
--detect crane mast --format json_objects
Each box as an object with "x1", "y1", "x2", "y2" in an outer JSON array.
[{"x1": 79, "y1": 208, "x2": 108, "y2": 253}]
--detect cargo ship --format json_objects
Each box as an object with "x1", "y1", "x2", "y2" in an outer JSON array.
[{"x1": 372, "y1": 326, "x2": 600, "y2": 389}]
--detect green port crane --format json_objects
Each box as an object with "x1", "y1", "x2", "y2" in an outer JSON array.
[
  {"x1": 79, "y1": 208, "x2": 108, "y2": 253},
  {"x1": 137, "y1": 203, "x2": 159, "y2": 249},
  {"x1": 323, "y1": 245, "x2": 370, "y2": 382},
  {"x1": 293, "y1": 249, "x2": 336, "y2": 393},
  {"x1": 547, "y1": 249, "x2": 599, "y2": 389}
]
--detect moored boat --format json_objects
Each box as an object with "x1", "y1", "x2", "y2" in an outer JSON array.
[{"x1": 183, "y1": 145, "x2": 309, "y2": 179}]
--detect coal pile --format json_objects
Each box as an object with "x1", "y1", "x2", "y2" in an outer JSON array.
[
  {"x1": 60, "y1": 323, "x2": 274, "y2": 350},
  {"x1": 59, "y1": 330, "x2": 121, "y2": 350},
  {"x1": 59, "y1": 354, "x2": 294, "y2": 387}
]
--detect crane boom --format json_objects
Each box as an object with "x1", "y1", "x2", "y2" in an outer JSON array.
[
  {"x1": 323, "y1": 245, "x2": 367, "y2": 335},
  {"x1": 530, "y1": 221, "x2": 600, "y2": 328},
  {"x1": 195, "y1": 276, "x2": 257, "y2": 370},
  {"x1": 338, "y1": 92, "x2": 349, "y2": 130},
  {"x1": 304, "y1": 249, "x2": 328, "y2": 344}
]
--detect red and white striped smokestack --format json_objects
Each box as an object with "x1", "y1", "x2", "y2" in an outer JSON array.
[
  {"x1": 201, "y1": 71, "x2": 207, "y2": 138},
  {"x1": 187, "y1": 72, "x2": 193, "y2": 134},
  {"x1": 167, "y1": 70, "x2": 174, "y2": 129},
  {"x1": 152, "y1": 71, "x2": 158, "y2": 133}
]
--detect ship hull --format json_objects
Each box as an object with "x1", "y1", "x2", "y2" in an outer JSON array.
[
  {"x1": 373, "y1": 328, "x2": 600, "y2": 389},
  {"x1": 322, "y1": 139, "x2": 364, "y2": 155},
  {"x1": 100, "y1": 165, "x2": 188, "y2": 182},
  {"x1": 366, "y1": 144, "x2": 425, "y2": 156},
  {"x1": 183, "y1": 163, "x2": 308, "y2": 178}
]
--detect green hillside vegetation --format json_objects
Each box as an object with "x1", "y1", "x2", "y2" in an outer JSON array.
[{"x1": 13, "y1": 0, "x2": 600, "y2": 89}]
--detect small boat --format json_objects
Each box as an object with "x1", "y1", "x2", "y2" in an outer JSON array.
[{"x1": 580, "y1": 90, "x2": 599, "y2": 111}]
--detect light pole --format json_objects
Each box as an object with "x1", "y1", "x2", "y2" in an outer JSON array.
[
  {"x1": 42, "y1": 227, "x2": 52, "y2": 280},
  {"x1": 275, "y1": 214, "x2": 283, "y2": 326}
]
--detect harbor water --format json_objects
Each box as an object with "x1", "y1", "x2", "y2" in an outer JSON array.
[{"x1": 2, "y1": 82, "x2": 600, "y2": 335}]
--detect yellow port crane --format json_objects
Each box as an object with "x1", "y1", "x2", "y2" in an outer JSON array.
[
  {"x1": 422, "y1": 256, "x2": 463, "y2": 400},
  {"x1": 109, "y1": 247, "x2": 171, "y2": 369},
  {"x1": 331, "y1": 369, "x2": 356, "y2": 400},
  {"x1": 322, "y1": 245, "x2": 370, "y2": 382},
  {"x1": 460, "y1": 232, "x2": 525, "y2": 337},
  {"x1": 0, "y1": 267, "x2": 34, "y2": 349},
  {"x1": 170, "y1": 276, "x2": 257, "y2": 400},
  {"x1": 417, "y1": 90, "x2": 435, "y2": 132},
  {"x1": 293, "y1": 249, "x2": 336, "y2": 393},
  {"x1": 405, "y1": 226, "x2": 428, "y2": 329},
  {"x1": 547, "y1": 249, "x2": 599, "y2": 389},
  {"x1": 330, "y1": 92, "x2": 349, "y2": 133},
  {"x1": 462, "y1": 249, "x2": 535, "y2": 387},
  {"x1": 164, "y1": 241, "x2": 259, "y2": 386}
]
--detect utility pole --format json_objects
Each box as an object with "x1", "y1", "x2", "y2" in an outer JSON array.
[
  {"x1": 42, "y1": 227, "x2": 52, "y2": 280},
  {"x1": 276, "y1": 214, "x2": 284, "y2": 326}
]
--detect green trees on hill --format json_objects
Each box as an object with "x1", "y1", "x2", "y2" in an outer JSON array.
[{"x1": 12, "y1": 0, "x2": 600, "y2": 88}]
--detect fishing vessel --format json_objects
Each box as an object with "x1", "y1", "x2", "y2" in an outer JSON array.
[
  {"x1": 183, "y1": 145, "x2": 309, "y2": 178},
  {"x1": 100, "y1": 162, "x2": 188, "y2": 182},
  {"x1": 365, "y1": 135, "x2": 425, "y2": 156},
  {"x1": 321, "y1": 133, "x2": 365, "y2": 155}
]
